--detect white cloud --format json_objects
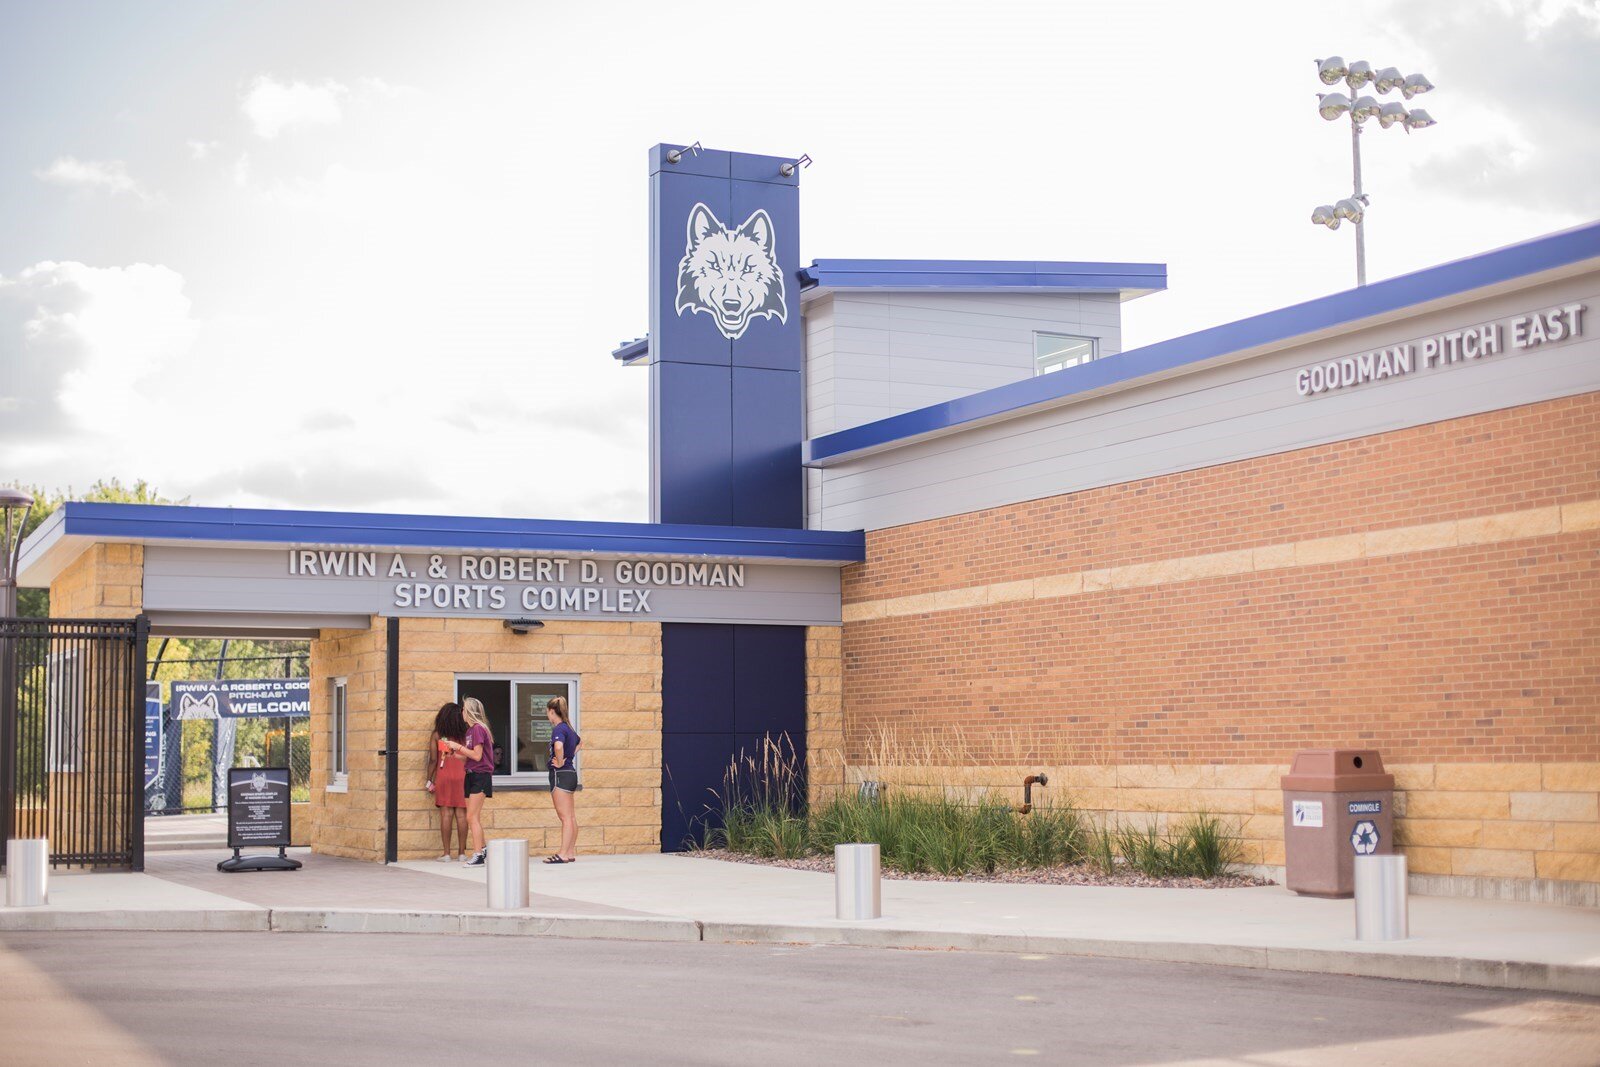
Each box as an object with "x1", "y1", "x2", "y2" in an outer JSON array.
[
  {"x1": 240, "y1": 76, "x2": 347, "y2": 138},
  {"x1": 34, "y1": 157, "x2": 153, "y2": 203},
  {"x1": 187, "y1": 139, "x2": 221, "y2": 160},
  {"x1": 0, "y1": 261, "x2": 197, "y2": 437},
  {"x1": 1384, "y1": 0, "x2": 1600, "y2": 214},
  {"x1": 190, "y1": 460, "x2": 444, "y2": 507}
]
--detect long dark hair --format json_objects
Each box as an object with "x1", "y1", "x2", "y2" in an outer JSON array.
[{"x1": 434, "y1": 702, "x2": 466, "y2": 741}]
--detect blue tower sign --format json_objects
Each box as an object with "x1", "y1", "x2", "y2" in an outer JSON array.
[
  {"x1": 646, "y1": 144, "x2": 808, "y2": 849},
  {"x1": 648, "y1": 144, "x2": 802, "y2": 527}
]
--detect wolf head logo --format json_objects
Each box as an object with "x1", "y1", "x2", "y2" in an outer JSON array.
[
  {"x1": 675, "y1": 203, "x2": 787, "y2": 340},
  {"x1": 177, "y1": 692, "x2": 219, "y2": 720}
]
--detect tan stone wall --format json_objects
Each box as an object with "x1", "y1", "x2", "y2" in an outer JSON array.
[
  {"x1": 846, "y1": 760, "x2": 1600, "y2": 904},
  {"x1": 309, "y1": 617, "x2": 662, "y2": 861},
  {"x1": 806, "y1": 626, "x2": 844, "y2": 805},
  {"x1": 48, "y1": 543, "x2": 144, "y2": 618},
  {"x1": 308, "y1": 624, "x2": 387, "y2": 860}
]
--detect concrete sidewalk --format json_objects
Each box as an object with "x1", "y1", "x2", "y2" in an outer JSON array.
[{"x1": 3, "y1": 850, "x2": 1597, "y2": 996}]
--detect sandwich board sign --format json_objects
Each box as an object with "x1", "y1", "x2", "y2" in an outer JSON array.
[{"x1": 219, "y1": 766, "x2": 301, "y2": 873}]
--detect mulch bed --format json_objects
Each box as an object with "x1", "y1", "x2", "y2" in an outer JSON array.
[{"x1": 682, "y1": 849, "x2": 1274, "y2": 889}]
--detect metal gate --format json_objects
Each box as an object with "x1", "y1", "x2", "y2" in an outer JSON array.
[{"x1": 1, "y1": 615, "x2": 149, "y2": 870}]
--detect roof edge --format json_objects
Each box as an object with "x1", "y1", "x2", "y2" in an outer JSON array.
[
  {"x1": 805, "y1": 221, "x2": 1600, "y2": 466},
  {"x1": 17, "y1": 502, "x2": 866, "y2": 588}
]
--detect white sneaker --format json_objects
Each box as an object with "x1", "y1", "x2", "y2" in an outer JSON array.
[
  {"x1": 436, "y1": 854, "x2": 453, "y2": 862},
  {"x1": 463, "y1": 850, "x2": 486, "y2": 867}
]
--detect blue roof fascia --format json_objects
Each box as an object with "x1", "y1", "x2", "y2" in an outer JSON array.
[
  {"x1": 611, "y1": 337, "x2": 649, "y2": 362},
  {"x1": 799, "y1": 259, "x2": 1168, "y2": 293},
  {"x1": 806, "y1": 221, "x2": 1600, "y2": 465},
  {"x1": 37, "y1": 502, "x2": 866, "y2": 564}
]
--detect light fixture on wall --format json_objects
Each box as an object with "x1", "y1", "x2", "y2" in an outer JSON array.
[
  {"x1": 1309, "y1": 56, "x2": 1437, "y2": 287},
  {"x1": 503, "y1": 618, "x2": 545, "y2": 635}
]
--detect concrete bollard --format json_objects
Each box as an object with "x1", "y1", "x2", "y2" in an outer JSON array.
[
  {"x1": 485, "y1": 839, "x2": 529, "y2": 910},
  {"x1": 835, "y1": 843, "x2": 881, "y2": 920},
  {"x1": 1354, "y1": 854, "x2": 1408, "y2": 941},
  {"x1": 5, "y1": 839, "x2": 49, "y2": 907}
]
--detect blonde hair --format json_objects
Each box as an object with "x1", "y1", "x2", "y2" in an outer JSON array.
[
  {"x1": 547, "y1": 695, "x2": 570, "y2": 723},
  {"x1": 461, "y1": 696, "x2": 494, "y2": 744}
]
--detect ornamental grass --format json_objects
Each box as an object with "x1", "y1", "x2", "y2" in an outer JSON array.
[{"x1": 704, "y1": 736, "x2": 1242, "y2": 879}]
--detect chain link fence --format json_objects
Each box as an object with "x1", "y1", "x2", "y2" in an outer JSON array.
[{"x1": 148, "y1": 642, "x2": 310, "y2": 814}]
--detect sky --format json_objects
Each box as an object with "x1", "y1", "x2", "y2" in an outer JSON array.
[{"x1": 1, "y1": 0, "x2": 1595, "y2": 523}]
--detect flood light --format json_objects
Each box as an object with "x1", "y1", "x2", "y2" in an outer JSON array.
[
  {"x1": 1404, "y1": 108, "x2": 1436, "y2": 131},
  {"x1": 1345, "y1": 60, "x2": 1374, "y2": 88},
  {"x1": 1377, "y1": 101, "x2": 1410, "y2": 128},
  {"x1": 1373, "y1": 66, "x2": 1406, "y2": 94},
  {"x1": 1334, "y1": 198, "x2": 1365, "y2": 224},
  {"x1": 1401, "y1": 73, "x2": 1434, "y2": 99},
  {"x1": 1318, "y1": 92, "x2": 1352, "y2": 120},
  {"x1": 1317, "y1": 56, "x2": 1348, "y2": 85}
]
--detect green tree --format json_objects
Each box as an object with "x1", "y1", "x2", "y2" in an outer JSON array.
[{"x1": 6, "y1": 478, "x2": 183, "y2": 617}]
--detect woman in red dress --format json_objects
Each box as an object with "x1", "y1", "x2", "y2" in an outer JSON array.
[{"x1": 425, "y1": 702, "x2": 468, "y2": 861}]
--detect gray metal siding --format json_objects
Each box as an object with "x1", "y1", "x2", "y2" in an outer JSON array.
[
  {"x1": 809, "y1": 274, "x2": 1599, "y2": 532},
  {"x1": 801, "y1": 290, "x2": 1123, "y2": 441},
  {"x1": 142, "y1": 547, "x2": 844, "y2": 626}
]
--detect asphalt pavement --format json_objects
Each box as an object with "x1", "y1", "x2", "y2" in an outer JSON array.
[{"x1": 1, "y1": 931, "x2": 1596, "y2": 1066}]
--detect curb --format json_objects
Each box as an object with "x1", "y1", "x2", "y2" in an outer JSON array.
[
  {"x1": 1, "y1": 907, "x2": 1592, "y2": 996},
  {"x1": 698, "y1": 921, "x2": 1600, "y2": 998},
  {"x1": 268, "y1": 908, "x2": 701, "y2": 941},
  {"x1": 0, "y1": 909, "x2": 268, "y2": 933}
]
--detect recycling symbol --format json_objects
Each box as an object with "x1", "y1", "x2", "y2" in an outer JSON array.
[{"x1": 1351, "y1": 820, "x2": 1379, "y2": 855}]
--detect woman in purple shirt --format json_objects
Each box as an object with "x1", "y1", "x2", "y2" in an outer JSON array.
[
  {"x1": 544, "y1": 696, "x2": 580, "y2": 864},
  {"x1": 441, "y1": 696, "x2": 496, "y2": 867}
]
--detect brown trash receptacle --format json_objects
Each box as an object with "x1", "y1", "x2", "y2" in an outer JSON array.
[{"x1": 1281, "y1": 748, "x2": 1395, "y2": 898}]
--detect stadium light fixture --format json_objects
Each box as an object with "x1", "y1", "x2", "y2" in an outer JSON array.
[{"x1": 1308, "y1": 57, "x2": 1438, "y2": 286}]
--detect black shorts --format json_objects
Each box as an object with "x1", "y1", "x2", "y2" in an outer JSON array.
[
  {"x1": 464, "y1": 771, "x2": 494, "y2": 798},
  {"x1": 548, "y1": 767, "x2": 579, "y2": 793}
]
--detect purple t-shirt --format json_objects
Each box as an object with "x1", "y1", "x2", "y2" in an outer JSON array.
[
  {"x1": 463, "y1": 723, "x2": 495, "y2": 774},
  {"x1": 549, "y1": 722, "x2": 580, "y2": 769}
]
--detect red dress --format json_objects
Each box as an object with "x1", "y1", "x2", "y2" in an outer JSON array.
[{"x1": 433, "y1": 751, "x2": 466, "y2": 808}]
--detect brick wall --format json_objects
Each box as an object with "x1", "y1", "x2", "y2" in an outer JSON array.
[
  {"x1": 835, "y1": 392, "x2": 1600, "y2": 901},
  {"x1": 309, "y1": 617, "x2": 662, "y2": 861}
]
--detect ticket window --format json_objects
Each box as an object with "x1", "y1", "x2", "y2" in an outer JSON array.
[{"x1": 454, "y1": 676, "x2": 577, "y2": 782}]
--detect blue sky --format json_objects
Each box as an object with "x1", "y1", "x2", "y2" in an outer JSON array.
[{"x1": 2, "y1": 0, "x2": 1594, "y2": 520}]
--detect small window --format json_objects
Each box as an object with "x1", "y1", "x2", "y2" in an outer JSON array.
[
  {"x1": 455, "y1": 675, "x2": 579, "y2": 784},
  {"x1": 328, "y1": 678, "x2": 348, "y2": 789},
  {"x1": 1034, "y1": 332, "x2": 1097, "y2": 375}
]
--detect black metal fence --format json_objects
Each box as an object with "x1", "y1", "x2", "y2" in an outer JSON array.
[{"x1": 1, "y1": 615, "x2": 148, "y2": 870}]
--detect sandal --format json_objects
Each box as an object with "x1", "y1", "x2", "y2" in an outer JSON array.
[{"x1": 543, "y1": 855, "x2": 570, "y2": 864}]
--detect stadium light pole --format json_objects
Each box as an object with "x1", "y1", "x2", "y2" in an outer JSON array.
[{"x1": 1310, "y1": 57, "x2": 1437, "y2": 287}]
